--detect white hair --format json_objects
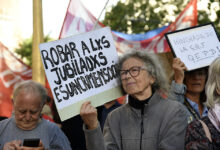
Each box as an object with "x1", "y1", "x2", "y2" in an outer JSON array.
[{"x1": 205, "y1": 57, "x2": 220, "y2": 108}]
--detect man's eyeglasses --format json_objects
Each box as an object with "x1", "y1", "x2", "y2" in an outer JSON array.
[{"x1": 120, "y1": 66, "x2": 147, "y2": 80}]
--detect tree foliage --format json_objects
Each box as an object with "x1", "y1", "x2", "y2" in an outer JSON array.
[
  {"x1": 14, "y1": 35, "x2": 53, "y2": 66},
  {"x1": 103, "y1": 0, "x2": 220, "y2": 34}
]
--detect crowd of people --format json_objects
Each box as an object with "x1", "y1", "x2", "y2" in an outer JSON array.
[{"x1": 0, "y1": 49, "x2": 219, "y2": 149}]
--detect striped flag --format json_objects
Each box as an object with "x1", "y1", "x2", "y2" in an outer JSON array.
[
  {"x1": 59, "y1": 0, "x2": 197, "y2": 55},
  {"x1": 0, "y1": 42, "x2": 32, "y2": 117}
]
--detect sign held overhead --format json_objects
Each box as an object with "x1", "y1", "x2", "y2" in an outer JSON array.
[
  {"x1": 39, "y1": 27, "x2": 123, "y2": 121},
  {"x1": 165, "y1": 23, "x2": 220, "y2": 71}
]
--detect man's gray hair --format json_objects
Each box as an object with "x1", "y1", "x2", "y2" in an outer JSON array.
[
  {"x1": 118, "y1": 50, "x2": 169, "y2": 93},
  {"x1": 13, "y1": 80, "x2": 48, "y2": 106},
  {"x1": 205, "y1": 57, "x2": 220, "y2": 108}
]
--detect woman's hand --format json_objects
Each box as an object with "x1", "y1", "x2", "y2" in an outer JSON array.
[
  {"x1": 80, "y1": 101, "x2": 98, "y2": 130},
  {"x1": 172, "y1": 58, "x2": 187, "y2": 84}
]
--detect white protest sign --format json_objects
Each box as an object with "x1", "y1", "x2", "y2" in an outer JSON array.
[
  {"x1": 165, "y1": 23, "x2": 220, "y2": 71},
  {"x1": 39, "y1": 27, "x2": 123, "y2": 121}
]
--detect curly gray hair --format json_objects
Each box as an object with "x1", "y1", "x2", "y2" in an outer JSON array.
[{"x1": 117, "y1": 50, "x2": 169, "y2": 94}]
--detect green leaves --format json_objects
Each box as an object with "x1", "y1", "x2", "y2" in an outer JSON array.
[
  {"x1": 103, "y1": 0, "x2": 220, "y2": 35},
  {"x1": 14, "y1": 35, "x2": 53, "y2": 66}
]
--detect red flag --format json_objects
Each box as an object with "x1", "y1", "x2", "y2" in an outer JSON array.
[
  {"x1": 0, "y1": 42, "x2": 32, "y2": 117},
  {"x1": 59, "y1": 0, "x2": 103, "y2": 38},
  {"x1": 59, "y1": 0, "x2": 197, "y2": 54}
]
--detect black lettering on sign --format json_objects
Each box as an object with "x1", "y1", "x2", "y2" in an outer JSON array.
[
  {"x1": 56, "y1": 45, "x2": 67, "y2": 63},
  {"x1": 97, "y1": 69, "x2": 107, "y2": 84},
  {"x1": 85, "y1": 73, "x2": 94, "y2": 89},
  {"x1": 98, "y1": 52, "x2": 107, "y2": 66},
  {"x1": 101, "y1": 36, "x2": 110, "y2": 48},
  {"x1": 91, "y1": 72, "x2": 102, "y2": 88},
  {"x1": 202, "y1": 51, "x2": 208, "y2": 56},
  {"x1": 80, "y1": 76, "x2": 93, "y2": 90},
  {"x1": 65, "y1": 63, "x2": 76, "y2": 78},
  {"x1": 52, "y1": 64, "x2": 119, "y2": 102},
  {"x1": 95, "y1": 39, "x2": 102, "y2": 50},
  {"x1": 79, "y1": 57, "x2": 88, "y2": 72},
  {"x1": 53, "y1": 87, "x2": 62, "y2": 102},
  {"x1": 90, "y1": 38, "x2": 98, "y2": 51},
  {"x1": 41, "y1": 50, "x2": 54, "y2": 69},
  {"x1": 56, "y1": 43, "x2": 79, "y2": 63},
  {"x1": 194, "y1": 53, "x2": 200, "y2": 60},
  {"x1": 71, "y1": 60, "x2": 79, "y2": 76},
  {"x1": 89, "y1": 36, "x2": 111, "y2": 52},
  {"x1": 187, "y1": 48, "x2": 219, "y2": 63},
  {"x1": 210, "y1": 49, "x2": 216, "y2": 55},
  {"x1": 180, "y1": 47, "x2": 188, "y2": 53},
  {"x1": 73, "y1": 77, "x2": 87, "y2": 93},
  {"x1": 58, "y1": 66, "x2": 68, "y2": 82},
  {"x1": 81, "y1": 41, "x2": 90, "y2": 55},
  {"x1": 69, "y1": 42, "x2": 80, "y2": 58},
  {"x1": 50, "y1": 47, "x2": 60, "y2": 65},
  {"x1": 84, "y1": 57, "x2": 93, "y2": 71},
  {"x1": 59, "y1": 85, "x2": 69, "y2": 100},
  {"x1": 66, "y1": 82, "x2": 79, "y2": 96},
  {"x1": 73, "y1": 59, "x2": 84, "y2": 75},
  {"x1": 89, "y1": 55, "x2": 100, "y2": 69},
  {"x1": 51, "y1": 67, "x2": 62, "y2": 85},
  {"x1": 188, "y1": 55, "x2": 195, "y2": 63}
]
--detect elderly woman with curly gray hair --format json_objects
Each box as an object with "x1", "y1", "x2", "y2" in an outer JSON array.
[{"x1": 80, "y1": 50, "x2": 188, "y2": 150}]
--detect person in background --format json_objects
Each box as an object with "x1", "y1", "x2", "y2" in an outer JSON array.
[
  {"x1": 185, "y1": 57, "x2": 220, "y2": 149},
  {"x1": 169, "y1": 58, "x2": 208, "y2": 123},
  {"x1": 41, "y1": 96, "x2": 54, "y2": 123},
  {"x1": 80, "y1": 50, "x2": 188, "y2": 150},
  {"x1": 0, "y1": 80, "x2": 71, "y2": 150},
  {"x1": 97, "y1": 99, "x2": 121, "y2": 131}
]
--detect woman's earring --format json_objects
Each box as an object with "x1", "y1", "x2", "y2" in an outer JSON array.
[{"x1": 216, "y1": 88, "x2": 220, "y2": 95}]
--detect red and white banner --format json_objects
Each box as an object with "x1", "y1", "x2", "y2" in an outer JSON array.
[
  {"x1": 0, "y1": 0, "x2": 197, "y2": 117},
  {"x1": 0, "y1": 42, "x2": 32, "y2": 117},
  {"x1": 59, "y1": 0, "x2": 197, "y2": 54}
]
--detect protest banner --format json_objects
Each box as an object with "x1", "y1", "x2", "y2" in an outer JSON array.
[
  {"x1": 0, "y1": 42, "x2": 32, "y2": 117},
  {"x1": 39, "y1": 27, "x2": 123, "y2": 121},
  {"x1": 165, "y1": 23, "x2": 220, "y2": 71}
]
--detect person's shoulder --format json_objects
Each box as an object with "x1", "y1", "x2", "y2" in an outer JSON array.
[
  {"x1": 159, "y1": 95, "x2": 184, "y2": 109},
  {"x1": 41, "y1": 118, "x2": 60, "y2": 129},
  {"x1": 107, "y1": 104, "x2": 129, "y2": 119},
  {"x1": 0, "y1": 117, "x2": 11, "y2": 126},
  {"x1": 0, "y1": 117, "x2": 12, "y2": 135},
  {"x1": 40, "y1": 119, "x2": 65, "y2": 137},
  {"x1": 165, "y1": 96, "x2": 185, "y2": 108},
  {"x1": 158, "y1": 96, "x2": 188, "y2": 117}
]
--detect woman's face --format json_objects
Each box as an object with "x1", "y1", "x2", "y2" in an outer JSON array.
[
  {"x1": 185, "y1": 69, "x2": 207, "y2": 94},
  {"x1": 120, "y1": 57, "x2": 155, "y2": 98}
]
